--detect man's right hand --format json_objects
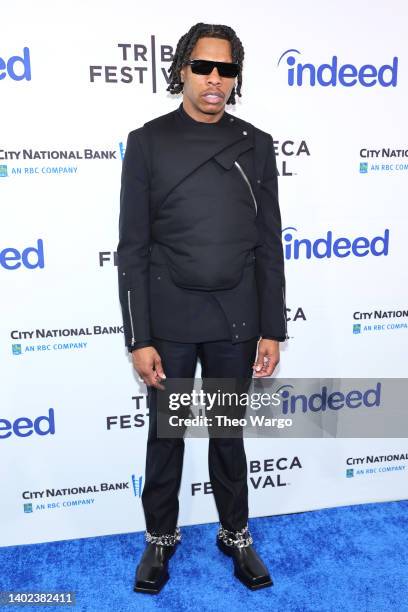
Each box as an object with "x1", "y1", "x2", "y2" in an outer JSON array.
[{"x1": 131, "y1": 346, "x2": 166, "y2": 389}]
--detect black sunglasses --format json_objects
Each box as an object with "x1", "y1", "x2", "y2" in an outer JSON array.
[{"x1": 186, "y1": 59, "x2": 239, "y2": 78}]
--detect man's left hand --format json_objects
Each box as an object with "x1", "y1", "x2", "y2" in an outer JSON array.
[{"x1": 252, "y1": 339, "x2": 280, "y2": 377}]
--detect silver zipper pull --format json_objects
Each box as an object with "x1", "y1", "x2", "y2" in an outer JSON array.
[
  {"x1": 282, "y1": 283, "x2": 289, "y2": 339},
  {"x1": 234, "y1": 161, "x2": 258, "y2": 215},
  {"x1": 127, "y1": 289, "x2": 136, "y2": 346}
]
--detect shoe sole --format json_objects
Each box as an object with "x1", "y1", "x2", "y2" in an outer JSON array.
[
  {"x1": 216, "y1": 537, "x2": 274, "y2": 590},
  {"x1": 134, "y1": 570, "x2": 169, "y2": 594}
]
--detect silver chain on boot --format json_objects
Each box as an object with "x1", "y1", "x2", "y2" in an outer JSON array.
[
  {"x1": 145, "y1": 526, "x2": 182, "y2": 546},
  {"x1": 217, "y1": 524, "x2": 253, "y2": 548}
]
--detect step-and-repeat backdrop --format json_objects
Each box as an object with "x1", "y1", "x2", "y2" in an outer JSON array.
[{"x1": 1, "y1": 1, "x2": 407, "y2": 546}]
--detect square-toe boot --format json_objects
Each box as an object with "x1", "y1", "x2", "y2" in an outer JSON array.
[{"x1": 216, "y1": 524, "x2": 273, "y2": 590}]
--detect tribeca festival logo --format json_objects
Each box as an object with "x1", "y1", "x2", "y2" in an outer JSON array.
[
  {"x1": 352, "y1": 308, "x2": 408, "y2": 335},
  {"x1": 359, "y1": 147, "x2": 408, "y2": 174},
  {"x1": 0, "y1": 47, "x2": 31, "y2": 81},
  {"x1": 191, "y1": 456, "x2": 302, "y2": 495},
  {"x1": 89, "y1": 38, "x2": 174, "y2": 91},
  {"x1": 282, "y1": 227, "x2": 389, "y2": 260},
  {"x1": 277, "y1": 49, "x2": 398, "y2": 87},
  {"x1": 273, "y1": 139, "x2": 310, "y2": 177},
  {"x1": 106, "y1": 395, "x2": 148, "y2": 431}
]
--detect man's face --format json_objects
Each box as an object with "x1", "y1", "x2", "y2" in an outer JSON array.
[{"x1": 180, "y1": 37, "x2": 237, "y2": 120}]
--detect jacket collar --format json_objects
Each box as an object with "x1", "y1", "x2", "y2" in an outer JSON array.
[
  {"x1": 176, "y1": 102, "x2": 231, "y2": 128},
  {"x1": 149, "y1": 102, "x2": 255, "y2": 201}
]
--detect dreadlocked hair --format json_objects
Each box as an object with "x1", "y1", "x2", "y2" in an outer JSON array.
[{"x1": 166, "y1": 22, "x2": 244, "y2": 105}]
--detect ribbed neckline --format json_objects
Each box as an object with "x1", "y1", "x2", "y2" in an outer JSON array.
[{"x1": 177, "y1": 102, "x2": 228, "y2": 127}]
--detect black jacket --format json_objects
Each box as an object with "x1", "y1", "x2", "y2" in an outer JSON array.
[{"x1": 117, "y1": 103, "x2": 288, "y2": 351}]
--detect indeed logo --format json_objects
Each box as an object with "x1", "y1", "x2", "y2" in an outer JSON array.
[
  {"x1": 0, "y1": 239, "x2": 44, "y2": 269},
  {"x1": 277, "y1": 49, "x2": 398, "y2": 87},
  {"x1": 0, "y1": 408, "x2": 55, "y2": 439},
  {"x1": 0, "y1": 47, "x2": 31, "y2": 81},
  {"x1": 276, "y1": 383, "x2": 381, "y2": 414},
  {"x1": 282, "y1": 227, "x2": 389, "y2": 260}
]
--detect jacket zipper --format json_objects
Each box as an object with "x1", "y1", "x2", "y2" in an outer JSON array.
[
  {"x1": 127, "y1": 289, "x2": 136, "y2": 346},
  {"x1": 234, "y1": 161, "x2": 258, "y2": 215},
  {"x1": 282, "y1": 283, "x2": 289, "y2": 339}
]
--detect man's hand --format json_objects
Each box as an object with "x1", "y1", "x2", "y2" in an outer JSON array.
[
  {"x1": 252, "y1": 339, "x2": 280, "y2": 377},
  {"x1": 131, "y1": 346, "x2": 166, "y2": 389}
]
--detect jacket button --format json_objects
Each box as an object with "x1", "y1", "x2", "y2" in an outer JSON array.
[
  {"x1": 242, "y1": 322, "x2": 246, "y2": 326},
  {"x1": 256, "y1": 179, "x2": 261, "y2": 184},
  {"x1": 122, "y1": 272, "x2": 126, "y2": 276},
  {"x1": 232, "y1": 323, "x2": 236, "y2": 327},
  {"x1": 230, "y1": 117, "x2": 234, "y2": 122},
  {"x1": 157, "y1": 276, "x2": 161, "y2": 280},
  {"x1": 235, "y1": 334, "x2": 239, "y2": 338},
  {"x1": 243, "y1": 130, "x2": 247, "y2": 136}
]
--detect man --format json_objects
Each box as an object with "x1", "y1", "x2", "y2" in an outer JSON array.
[{"x1": 117, "y1": 22, "x2": 288, "y2": 594}]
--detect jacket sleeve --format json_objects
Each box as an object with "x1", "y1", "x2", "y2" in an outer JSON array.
[
  {"x1": 255, "y1": 134, "x2": 289, "y2": 342},
  {"x1": 117, "y1": 129, "x2": 152, "y2": 352}
]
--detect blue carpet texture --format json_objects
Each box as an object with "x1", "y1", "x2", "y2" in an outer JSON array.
[{"x1": 1, "y1": 500, "x2": 407, "y2": 612}]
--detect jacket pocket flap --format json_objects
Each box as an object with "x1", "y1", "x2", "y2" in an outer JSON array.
[{"x1": 213, "y1": 139, "x2": 254, "y2": 169}]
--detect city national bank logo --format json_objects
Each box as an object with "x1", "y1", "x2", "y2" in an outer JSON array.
[
  {"x1": 359, "y1": 147, "x2": 408, "y2": 174},
  {"x1": 345, "y1": 452, "x2": 407, "y2": 478},
  {"x1": 352, "y1": 308, "x2": 408, "y2": 335},
  {"x1": 0, "y1": 144, "x2": 122, "y2": 178},
  {"x1": 191, "y1": 456, "x2": 302, "y2": 495},
  {"x1": 89, "y1": 38, "x2": 174, "y2": 91},
  {"x1": 11, "y1": 324, "x2": 124, "y2": 355},
  {"x1": 21, "y1": 475, "x2": 139, "y2": 513},
  {"x1": 275, "y1": 382, "x2": 381, "y2": 414},
  {"x1": 132, "y1": 475, "x2": 143, "y2": 497},
  {"x1": 282, "y1": 227, "x2": 389, "y2": 260},
  {"x1": 0, "y1": 47, "x2": 31, "y2": 81},
  {"x1": 277, "y1": 49, "x2": 398, "y2": 87}
]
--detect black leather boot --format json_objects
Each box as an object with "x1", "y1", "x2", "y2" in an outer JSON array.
[
  {"x1": 134, "y1": 527, "x2": 181, "y2": 594},
  {"x1": 216, "y1": 524, "x2": 273, "y2": 590}
]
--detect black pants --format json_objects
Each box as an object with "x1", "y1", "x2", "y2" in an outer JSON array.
[{"x1": 141, "y1": 336, "x2": 259, "y2": 535}]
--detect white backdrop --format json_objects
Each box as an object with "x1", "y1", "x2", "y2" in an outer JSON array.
[{"x1": 1, "y1": 0, "x2": 407, "y2": 547}]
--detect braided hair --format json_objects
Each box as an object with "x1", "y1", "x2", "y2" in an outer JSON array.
[{"x1": 167, "y1": 22, "x2": 244, "y2": 105}]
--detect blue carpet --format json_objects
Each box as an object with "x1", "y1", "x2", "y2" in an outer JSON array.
[{"x1": 1, "y1": 500, "x2": 407, "y2": 612}]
